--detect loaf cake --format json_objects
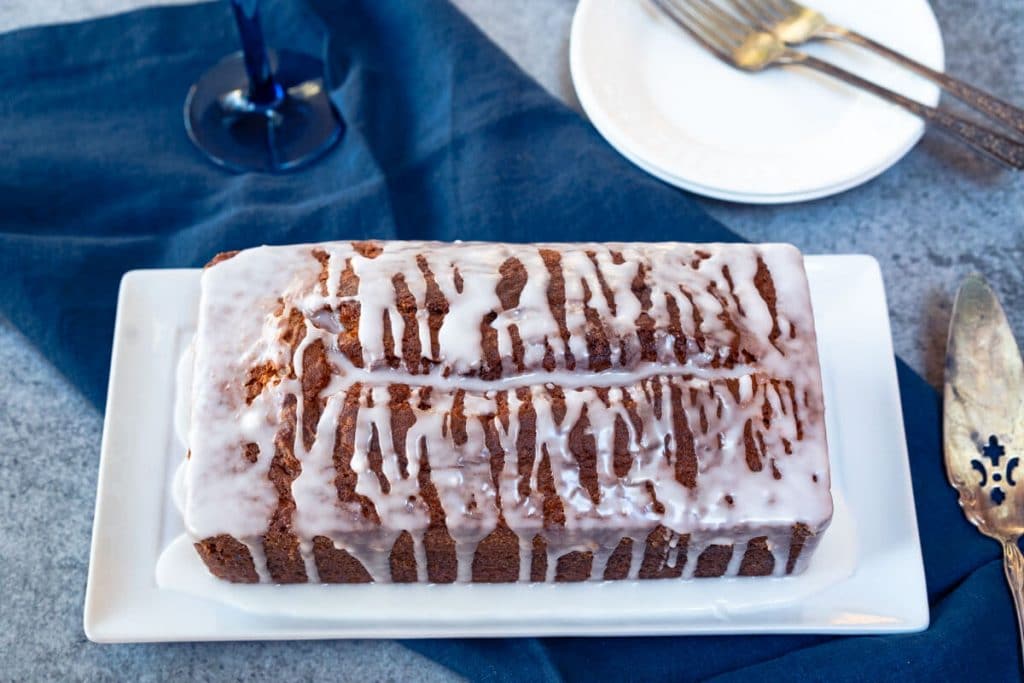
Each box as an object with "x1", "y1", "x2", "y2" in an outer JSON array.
[{"x1": 183, "y1": 240, "x2": 831, "y2": 584}]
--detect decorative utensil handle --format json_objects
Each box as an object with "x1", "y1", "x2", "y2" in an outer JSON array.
[
  {"x1": 1003, "y1": 540, "x2": 1024, "y2": 669},
  {"x1": 796, "y1": 55, "x2": 1024, "y2": 170},
  {"x1": 829, "y1": 26, "x2": 1024, "y2": 137}
]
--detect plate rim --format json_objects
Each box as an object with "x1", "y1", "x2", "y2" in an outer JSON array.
[
  {"x1": 84, "y1": 256, "x2": 929, "y2": 642},
  {"x1": 568, "y1": 0, "x2": 945, "y2": 203}
]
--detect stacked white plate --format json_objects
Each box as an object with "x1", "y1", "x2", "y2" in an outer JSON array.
[{"x1": 570, "y1": 0, "x2": 945, "y2": 203}]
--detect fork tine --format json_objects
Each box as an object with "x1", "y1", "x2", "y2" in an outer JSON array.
[
  {"x1": 672, "y1": 0, "x2": 745, "y2": 48},
  {"x1": 743, "y1": 0, "x2": 786, "y2": 23},
  {"x1": 765, "y1": 0, "x2": 798, "y2": 18},
  {"x1": 684, "y1": 0, "x2": 749, "y2": 44},
  {"x1": 728, "y1": 0, "x2": 773, "y2": 28},
  {"x1": 651, "y1": 0, "x2": 737, "y2": 63}
]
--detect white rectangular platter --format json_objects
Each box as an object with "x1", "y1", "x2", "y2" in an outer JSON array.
[{"x1": 84, "y1": 255, "x2": 928, "y2": 642}]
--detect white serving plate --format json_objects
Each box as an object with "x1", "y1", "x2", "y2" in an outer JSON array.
[
  {"x1": 570, "y1": 0, "x2": 944, "y2": 203},
  {"x1": 84, "y1": 255, "x2": 928, "y2": 642}
]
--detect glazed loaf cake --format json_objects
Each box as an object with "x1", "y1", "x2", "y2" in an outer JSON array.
[{"x1": 184, "y1": 240, "x2": 832, "y2": 584}]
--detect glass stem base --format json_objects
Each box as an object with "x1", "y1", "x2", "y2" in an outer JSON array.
[{"x1": 184, "y1": 49, "x2": 343, "y2": 173}]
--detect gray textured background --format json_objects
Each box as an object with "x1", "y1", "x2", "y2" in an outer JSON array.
[{"x1": 1, "y1": 0, "x2": 1021, "y2": 680}]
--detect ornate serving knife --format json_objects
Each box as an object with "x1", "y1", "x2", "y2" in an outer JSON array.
[{"x1": 944, "y1": 274, "x2": 1024, "y2": 661}]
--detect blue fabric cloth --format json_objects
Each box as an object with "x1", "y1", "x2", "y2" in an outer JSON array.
[{"x1": 0, "y1": 0, "x2": 1014, "y2": 679}]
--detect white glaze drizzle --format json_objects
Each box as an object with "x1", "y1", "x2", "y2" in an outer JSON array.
[{"x1": 184, "y1": 241, "x2": 832, "y2": 583}]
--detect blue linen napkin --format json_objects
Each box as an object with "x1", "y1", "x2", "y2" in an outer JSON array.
[{"x1": 0, "y1": 0, "x2": 1014, "y2": 679}]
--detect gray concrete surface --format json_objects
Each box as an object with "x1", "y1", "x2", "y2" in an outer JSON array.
[{"x1": 1, "y1": 0, "x2": 1021, "y2": 681}]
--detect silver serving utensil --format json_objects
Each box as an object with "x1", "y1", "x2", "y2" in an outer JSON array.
[{"x1": 944, "y1": 274, "x2": 1024, "y2": 664}]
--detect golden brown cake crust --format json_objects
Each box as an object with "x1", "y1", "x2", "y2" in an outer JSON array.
[{"x1": 197, "y1": 524, "x2": 803, "y2": 582}]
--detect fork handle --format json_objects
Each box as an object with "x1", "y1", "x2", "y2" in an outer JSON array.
[
  {"x1": 1002, "y1": 540, "x2": 1024, "y2": 670},
  {"x1": 796, "y1": 55, "x2": 1024, "y2": 169},
  {"x1": 825, "y1": 26, "x2": 1024, "y2": 137}
]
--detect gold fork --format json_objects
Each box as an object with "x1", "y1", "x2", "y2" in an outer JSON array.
[
  {"x1": 650, "y1": 0, "x2": 1024, "y2": 169},
  {"x1": 729, "y1": 0, "x2": 1024, "y2": 136}
]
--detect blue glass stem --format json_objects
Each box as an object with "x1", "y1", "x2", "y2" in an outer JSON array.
[{"x1": 230, "y1": 0, "x2": 282, "y2": 107}]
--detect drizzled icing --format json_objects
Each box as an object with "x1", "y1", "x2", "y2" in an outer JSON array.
[{"x1": 184, "y1": 240, "x2": 832, "y2": 583}]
